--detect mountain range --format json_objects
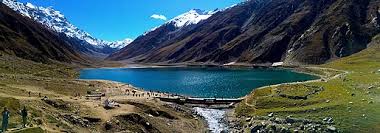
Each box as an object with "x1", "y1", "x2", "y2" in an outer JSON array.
[
  {"x1": 2, "y1": 0, "x2": 132, "y2": 55},
  {"x1": 108, "y1": 0, "x2": 380, "y2": 65},
  {"x1": 107, "y1": 9, "x2": 218, "y2": 61},
  {"x1": 0, "y1": 3, "x2": 85, "y2": 63},
  {"x1": 2, "y1": 0, "x2": 380, "y2": 66}
]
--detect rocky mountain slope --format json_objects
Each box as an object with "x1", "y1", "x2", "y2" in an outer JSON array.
[
  {"x1": 0, "y1": 3, "x2": 85, "y2": 63},
  {"x1": 108, "y1": 0, "x2": 380, "y2": 65},
  {"x1": 107, "y1": 9, "x2": 216, "y2": 61},
  {"x1": 2, "y1": 0, "x2": 132, "y2": 55}
]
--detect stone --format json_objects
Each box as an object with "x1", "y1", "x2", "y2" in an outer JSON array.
[
  {"x1": 251, "y1": 124, "x2": 263, "y2": 132},
  {"x1": 268, "y1": 113, "x2": 274, "y2": 117},
  {"x1": 105, "y1": 121, "x2": 112, "y2": 130},
  {"x1": 285, "y1": 117, "x2": 296, "y2": 123},
  {"x1": 274, "y1": 117, "x2": 284, "y2": 124},
  {"x1": 280, "y1": 127, "x2": 290, "y2": 133},
  {"x1": 266, "y1": 124, "x2": 276, "y2": 131},
  {"x1": 323, "y1": 117, "x2": 334, "y2": 124},
  {"x1": 327, "y1": 126, "x2": 337, "y2": 132},
  {"x1": 246, "y1": 117, "x2": 252, "y2": 122},
  {"x1": 83, "y1": 117, "x2": 101, "y2": 123},
  {"x1": 299, "y1": 124, "x2": 305, "y2": 130}
]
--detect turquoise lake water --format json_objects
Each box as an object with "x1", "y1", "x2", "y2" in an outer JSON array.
[{"x1": 79, "y1": 67, "x2": 318, "y2": 98}]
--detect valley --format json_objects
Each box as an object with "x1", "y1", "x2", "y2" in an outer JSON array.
[{"x1": 0, "y1": 0, "x2": 380, "y2": 132}]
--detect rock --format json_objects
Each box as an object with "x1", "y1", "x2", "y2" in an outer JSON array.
[
  {"x1": 268, "y1": 113, "x2": 274, "y2": 117},
  {"x1": 251, "y1": 124, "x2": 264, "y2": 132},
  {"x1": 265, "y1": 124, "x2": 276, "y2": 131},
  {"x1": 248, "y1": 122, "x2": 253, "y2": 127},
  {"x1": 274, "y1": 117, "x2": 285, "y2": 124},
  {"x1": 327, "y1": 126, "x2": 337, "y2": 132},
  {"x1": 105, "y1": 121, "x2": 112, "y2": 130},
  {"x1": 323, "y1": 117, "x2": 334, "y2": 124},
  {"x1": 83, "y1": 117, "x2": 101, "y2": 123},
  {"x1": 280, "y1": 127, "x2": 290, "y2": 133},
  {"x1": 285, "y1": 117, "x2": 296, "y2": 123},
  {"x1": 33, "y1": 118, "x2": 43, "y2": 125},
  {"x1": 246, "y1": 117, "x2": 252, "y2": 122},
  {"x1": 326, "y1": 100, "x2": 330, "y2": 103},
  {"x1": 63, "y1": 114, "x2": 90, "y2": 127},
  {"x1": 349, "y1": 102, "x2": 353, "y2": 104},
  {"x1": 221, "y1": 130, "x2": 228, "y2": 133}
]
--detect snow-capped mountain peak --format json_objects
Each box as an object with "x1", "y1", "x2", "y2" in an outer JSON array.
[
  {"x1": 106, "y1": 39, "x2": 133, "y2": 49},
  {"x1": 142, "y1": 9, "x2": 217, "y2": 36},
  {"x1": 2, "y1": 0, "x2": 132, "y2": 51},
  {"x1": 168, "y1": 9, "x2": 217, "y2": 28}
]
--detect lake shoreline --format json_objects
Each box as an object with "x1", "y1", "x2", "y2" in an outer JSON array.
[
  {"x1": 80, "y1": 64, "x2": 322, "y2": 99},
  {"x1": 79, "y1": 65, "x2": 333, "y2": 132}
]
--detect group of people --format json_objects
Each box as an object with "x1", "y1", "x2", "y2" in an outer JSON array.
[
  {"x1": 1, "y1": 107, "x2": 28, "y2": 132},
  {"x1": 124, "y1": 89, "x2": 181, "y2": 98}
]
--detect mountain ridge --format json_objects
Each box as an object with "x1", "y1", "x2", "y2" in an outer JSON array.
[
  {"x1": 0, "y1": 3, "x2": 86, "y2": 63},
  {"x1": 2, "y1": 0, "x2": 132, "y2": 54},
  {"x1": 107, "y1": 9, "x2": 218, "y2": 61},
  {"x1": 108, "y1": 0, "x2": 380, "y2": 65}
]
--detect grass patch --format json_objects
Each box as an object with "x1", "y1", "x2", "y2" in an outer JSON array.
[{"x1": 237, "y1": 39, "x2": 380, "y2": 132}]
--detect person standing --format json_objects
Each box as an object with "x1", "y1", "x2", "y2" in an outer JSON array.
[
  {"x1": 2, "y1": 107, "x2": 10, "y2": 132},
  {"x1": 20, "y1": 107, "x2": 27, "y2": 128}
]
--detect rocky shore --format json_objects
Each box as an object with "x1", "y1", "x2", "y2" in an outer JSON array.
[{"x1": 228, "y1": 113, "x2": 338, "y2": 133}]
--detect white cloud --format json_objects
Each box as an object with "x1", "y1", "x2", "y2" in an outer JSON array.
[{"x1": 150, "y1": 14, "x2": 167, "y2": 21}]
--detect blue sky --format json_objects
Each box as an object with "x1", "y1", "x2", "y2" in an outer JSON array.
[{"x1": 19, "y1": 0, "x2": 242, "y2": 41}]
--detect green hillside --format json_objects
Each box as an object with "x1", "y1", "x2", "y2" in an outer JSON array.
[{"x1": 236, "y1": 35, "x2": 380, "y2": 132}]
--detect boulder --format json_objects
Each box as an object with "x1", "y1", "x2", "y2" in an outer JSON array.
[
  {"x1": 327, "y1": 126, "x2": 337, "y2": 132},
  {"x1": 285, "y1": 117, "x2": 296, "y2": 124},
  {"x1": 268, "y1": 113, "x2": 274, "y2": 117}
]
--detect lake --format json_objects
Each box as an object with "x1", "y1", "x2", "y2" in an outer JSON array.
[{"x1": 79, "y1": 67, "x2": 318, "y2": 98}]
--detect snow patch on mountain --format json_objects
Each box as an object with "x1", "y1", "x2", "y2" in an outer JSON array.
[
  {"x1": 142, "y1": 9, "x2": 217, "y2": 36},
  {"x1": 107, "y1": 39, "x2": 133, "y2": 49},
  {"x1": 168, "y1": 9, "x2": 217, "y2": 28},
  {"x1": 2, "y1": 0, "x2": 132, "y2": 49}
]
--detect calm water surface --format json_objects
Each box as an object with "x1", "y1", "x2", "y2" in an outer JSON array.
[{"x1": 79, "y1": 67, "x2": 317, "y2": 98}]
